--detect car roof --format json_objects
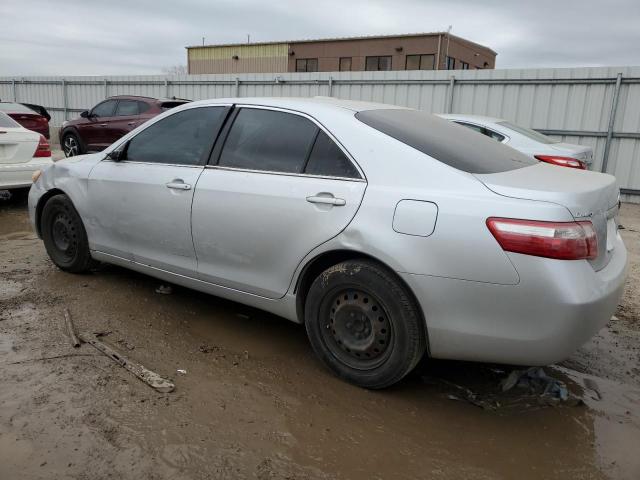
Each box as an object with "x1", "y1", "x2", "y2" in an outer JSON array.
[
  {"x1": 105, "y1": 95, "x2": 191, "y2": 102},
  {"x1": 437, "y1": 113, "x2": 505, "y2": 125},
  {"x1": 0, "y1": 102, "x2": 38, "y2": 114},
  {"x1": 186, "y1": 96, "x2": 407, "y2": 115}
]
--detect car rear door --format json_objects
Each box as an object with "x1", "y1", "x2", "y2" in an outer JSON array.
[
  {"x1": 86, "y1": 106, "x2": 229, "y2": 274},
  {"x1": 191, "y1": 106, "x2": 366, "y2": 299}
]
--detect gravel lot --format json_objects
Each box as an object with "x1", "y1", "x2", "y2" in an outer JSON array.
[{"x1": 1, "y1": 194, "x2": 639, "y2": 480}]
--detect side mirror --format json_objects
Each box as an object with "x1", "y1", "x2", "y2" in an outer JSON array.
[
  {"x1": 106, "y1": 146, "x2": 126, "y2": 162},
  {"x1": 80, "y1": 110, "x2": 90, "y2": 118}
]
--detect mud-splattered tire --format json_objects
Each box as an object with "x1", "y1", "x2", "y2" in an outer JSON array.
[
  {"x1": 305, "y1": 259, "x2": 427, "y2": 389},
  {"x1": 41, "y1": 194, "x2": 95, "y2": 273}
]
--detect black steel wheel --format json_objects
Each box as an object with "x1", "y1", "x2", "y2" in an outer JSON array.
[
  {"x1": 305, "y1": 259, "x2": 427, "y2": 389},
  {"x1": 321, "y1": 288, "x2": 393, "y2": 370},
  {"x1": 41, "y1": 194, "x2": 95, "y2": 273}
]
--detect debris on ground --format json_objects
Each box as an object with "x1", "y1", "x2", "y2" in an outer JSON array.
[
  {"x1": 177, "y1": 369, "x2": 187, "y2": 375},
  {"x1": 93, "y1": 330, "x2": 112, "y2": 337},
  {"x1": 117, "y1": 339, "x2": 136, "y2": 350},
  {"x1": 155, "y1": 285, "x2": 173, "y2": 295},
  {"x1": 199, "y1": 344, "x2": 219, "y2": 354},
  {"x1": 63, "y1": 308, "x2": 80, "y2": 348},
  {"x1": 79, "y1": 333, "x2": 175, "y2": 393},
  {"x1": 500, "y1": 367, "x2": 584, "y2": 406}
]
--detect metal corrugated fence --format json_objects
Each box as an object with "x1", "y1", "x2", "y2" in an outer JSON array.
[{"x1": 2, "y1": 67, "x2": 639, "y2": 201}]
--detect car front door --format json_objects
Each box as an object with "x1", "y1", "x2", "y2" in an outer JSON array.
[
  {"x1": 107, "y1": 99, "x2": 141, "y2": 144},
  {"x1": 191, "y1": 106, "x2": 367, "y2": 299},
  {"x1": 76, "y1": 99, "x2": 118, "y2": 151},
  {"x1": 86, "y1": 106, "x2": 229, "y2": 276}
]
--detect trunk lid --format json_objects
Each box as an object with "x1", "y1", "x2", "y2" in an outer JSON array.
[
  {"x1": 550, "y1": 142, "x2": 594, "y2": 166},
  {"x1": 475, "y1": 163, "x2": 620, "y2": 271},
  {"x1": 0, "y1": 128, "x2": 39, "y2": 164}
]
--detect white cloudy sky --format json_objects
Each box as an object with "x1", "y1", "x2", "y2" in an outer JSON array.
[{"x1": 1, "y1": 0, "x2": 639, "y2": 75}]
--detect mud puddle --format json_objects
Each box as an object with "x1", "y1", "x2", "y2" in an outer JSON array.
[{"x1": 1, "y1": 197, "x2": 640, "y2": 479}]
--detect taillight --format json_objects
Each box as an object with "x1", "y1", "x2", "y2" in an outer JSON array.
[
  {"x1": 486, "y1": 218, "x2": 598, "y2": 260},
  {"x1": 34, "y1": 134, "x2": 51, "y2": 158},
  {"x1": 535, "y1": 155, "x2": 586, "y2": 170}
]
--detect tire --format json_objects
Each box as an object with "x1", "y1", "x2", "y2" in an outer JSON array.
[
  {"x1": 41, "y1": 194, "x2": 95, "y2": 273},
  {"x1": 305, "y1": 259, "x2": 427, "y2": 389},
  {"x1": 62, "y1": 132, "x2": 83, "y2": 157}
]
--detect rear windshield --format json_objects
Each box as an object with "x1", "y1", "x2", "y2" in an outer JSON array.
[
  {"x1": 0, "y1": 102, "x2": 35, "y2": 114},
  {"x1": 0, "y1": 111, "x2": 21, "y2": 128},
  {"x1": 497, "y1": 121, "x2": 556, "y2": 144},
  {"x1": 355, "y1": 109, "x2": 537, "y2": 174}
]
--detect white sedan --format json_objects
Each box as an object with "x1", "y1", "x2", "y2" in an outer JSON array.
[
  {"x1": 0, "y1": 111, "x2": 53, "y2": 192},
  {"x1": 438, "y1": 114, "x2": 593, "y2": 170}
]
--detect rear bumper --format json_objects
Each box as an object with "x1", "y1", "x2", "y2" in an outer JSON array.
[
  {"x1": 0, "y1": 159, "x2": 53, "y2": 189},
  {"x1": 401, "y1": 232, "x2": 628, "y2": 365}
]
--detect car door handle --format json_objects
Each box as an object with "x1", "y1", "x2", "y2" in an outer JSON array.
[
  {"x1": 166, "y1": 181, "x2": 192, "y2": 190},
  {"x1": 306, "y1": 195, "x2": 346, "y2": 206},
  {"x1": 99, "y1": 123, "x2": 107, "y2": 127}
]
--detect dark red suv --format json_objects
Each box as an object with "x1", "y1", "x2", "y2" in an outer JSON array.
[{"x1": 59, "y1": 95, "x2": 190, "y2": 157}]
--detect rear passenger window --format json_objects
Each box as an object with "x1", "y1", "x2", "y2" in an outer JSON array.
[
  {"x1": 305, "y1": 131, "x2": 360, "y2": 178},
  {"x1": 115, "y1": 100, "x2": 139, "y2": 116},
  {"x1": 138, "y1": 101, "x2": 151, "y2": 114},
  {"x1": 125, "y1": 107, "x2": 226, "y2": 166},
  {"x1": 218, "y1": 108, "x2": 317, "y2": 173}
]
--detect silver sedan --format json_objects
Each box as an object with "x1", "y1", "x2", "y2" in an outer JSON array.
[{"x1": 28, "y1": 97, "x2": 627, "y2": 388}]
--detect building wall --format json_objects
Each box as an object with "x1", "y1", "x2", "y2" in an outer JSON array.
[
  {"x1": 438, "y1": 36, "x2": 495, "y2": 70},
  {"x1": 287, "y1": 35, "x2": 495, "y2": 72},
  {"x1": 188, "y1": 43, "x2": 288, "y2": 74}
]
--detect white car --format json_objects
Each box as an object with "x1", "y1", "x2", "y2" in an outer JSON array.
[
  {"x1": 0, "y1": 111, "x2": 53, "y2": 192},
  {"x1": 438, "y1": 114, "x2": 593, "y2": 169}
]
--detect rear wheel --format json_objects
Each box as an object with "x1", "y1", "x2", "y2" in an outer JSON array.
[
  {"x1": 41, "y1": 194, "x2": 95, "y2": 273},
  {"x1": 62, "y1": 132, "x2": 83, "y2": 157},
  {"x1": 305, "y1": 259, "x2": 426, "y2": 389}
]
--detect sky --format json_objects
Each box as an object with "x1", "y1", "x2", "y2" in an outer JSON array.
[{"x1": 1, "y1": 0, "x2": 639, "y2": 76}]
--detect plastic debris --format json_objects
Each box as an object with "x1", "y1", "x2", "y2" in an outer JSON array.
[
  {"x1": 500, "y1": 367, "x2": 583, "y2": 406},
  {"x1": 177, "y1": 369, "x2": 187, "y2": 375},
  {"x1": 155, "y1": 285, "x2": 173, "y2": 295}
]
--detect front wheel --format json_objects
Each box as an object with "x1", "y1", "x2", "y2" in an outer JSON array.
[
  {"x1": 305, "y1": 260, "x2": 427, "y2": 389},
  {"x1": 41, "y1": 194, "x2": 95, "y2": 273},
  {"x1": 62, "y1": 132, "x2": 83, "y2": 157}
]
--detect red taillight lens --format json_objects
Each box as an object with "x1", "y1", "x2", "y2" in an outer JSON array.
[
  {"x1": 34, "y1": 134, "x2": 51, "y2": 157},
  {"x1": 486, "y1": 218, "x2": 598, "y2": 260},
  {"x1": 535, "y1": 155, "x2": 586, "y2": 170}
]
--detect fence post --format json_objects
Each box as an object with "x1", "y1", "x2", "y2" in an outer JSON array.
[
  {"x1": 104, "y1": 79, "x2": 108, "y2": 99},
  {"x1": 235, "y1": 77, "x2": 240, "y2": 97},
  {"x1": 164, "y1": 78, "x2": 169, "y2": 98},
  {"x1": 328, "y1": 76, "x2": 333, "y2": 97},
  {"x1": 446, "y1": 75, "x2": 456, "y2": 113},
  {"x1": 61, "y1": 78, "x2": 68, "y2": 121},
  {"x1": 601, "y1": 72, "x2": 623, "y2": 173},
  {"x1": 12, "y1": 79, "x2": 17, "y2": 102}
]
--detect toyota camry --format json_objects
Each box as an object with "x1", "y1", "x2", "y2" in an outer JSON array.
[{"x1": 28, "y1": 97, "x2": 627, "y2": 388}]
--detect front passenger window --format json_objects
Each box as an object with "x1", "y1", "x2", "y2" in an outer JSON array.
[{"x1": 125, "y1": 107, "x2": 226, "y2": 166}]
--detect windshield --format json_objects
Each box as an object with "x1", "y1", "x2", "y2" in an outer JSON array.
[
  {"x1": 497, "y1": 121, "x2": 557, "y2": 144},
  {"x1": 355, "y1": 109, "x2": 537, "y2": 174},
  {"x1": 0, "y1": 102, "x2": 36, "y2": 114}
]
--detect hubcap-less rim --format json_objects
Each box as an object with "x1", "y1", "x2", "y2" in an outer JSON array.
[
  {"x1": 321, "y1": 288, "x2": 393, "y2": 370},
  {"x1": 51, "y1": 212, "x2": 77, "y2": 261},
  {"x1": 64, "y1": 136, "x2": 79, "y2": 157}
]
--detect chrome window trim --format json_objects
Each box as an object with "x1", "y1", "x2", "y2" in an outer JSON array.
[
  {"x1": 102, "y1": 159, "x2": 204, "y2": 168},
  {"x1": 204, "y1": 164, "x2": 366, "y2": 183},
  {"x1": 226, "y1": 104, "x2": 366, "y2": 181}
]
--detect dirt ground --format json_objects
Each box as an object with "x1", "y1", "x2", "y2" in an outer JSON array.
[{"x1": 1, "y1": 194, "x2": 639, "y2": 480}]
